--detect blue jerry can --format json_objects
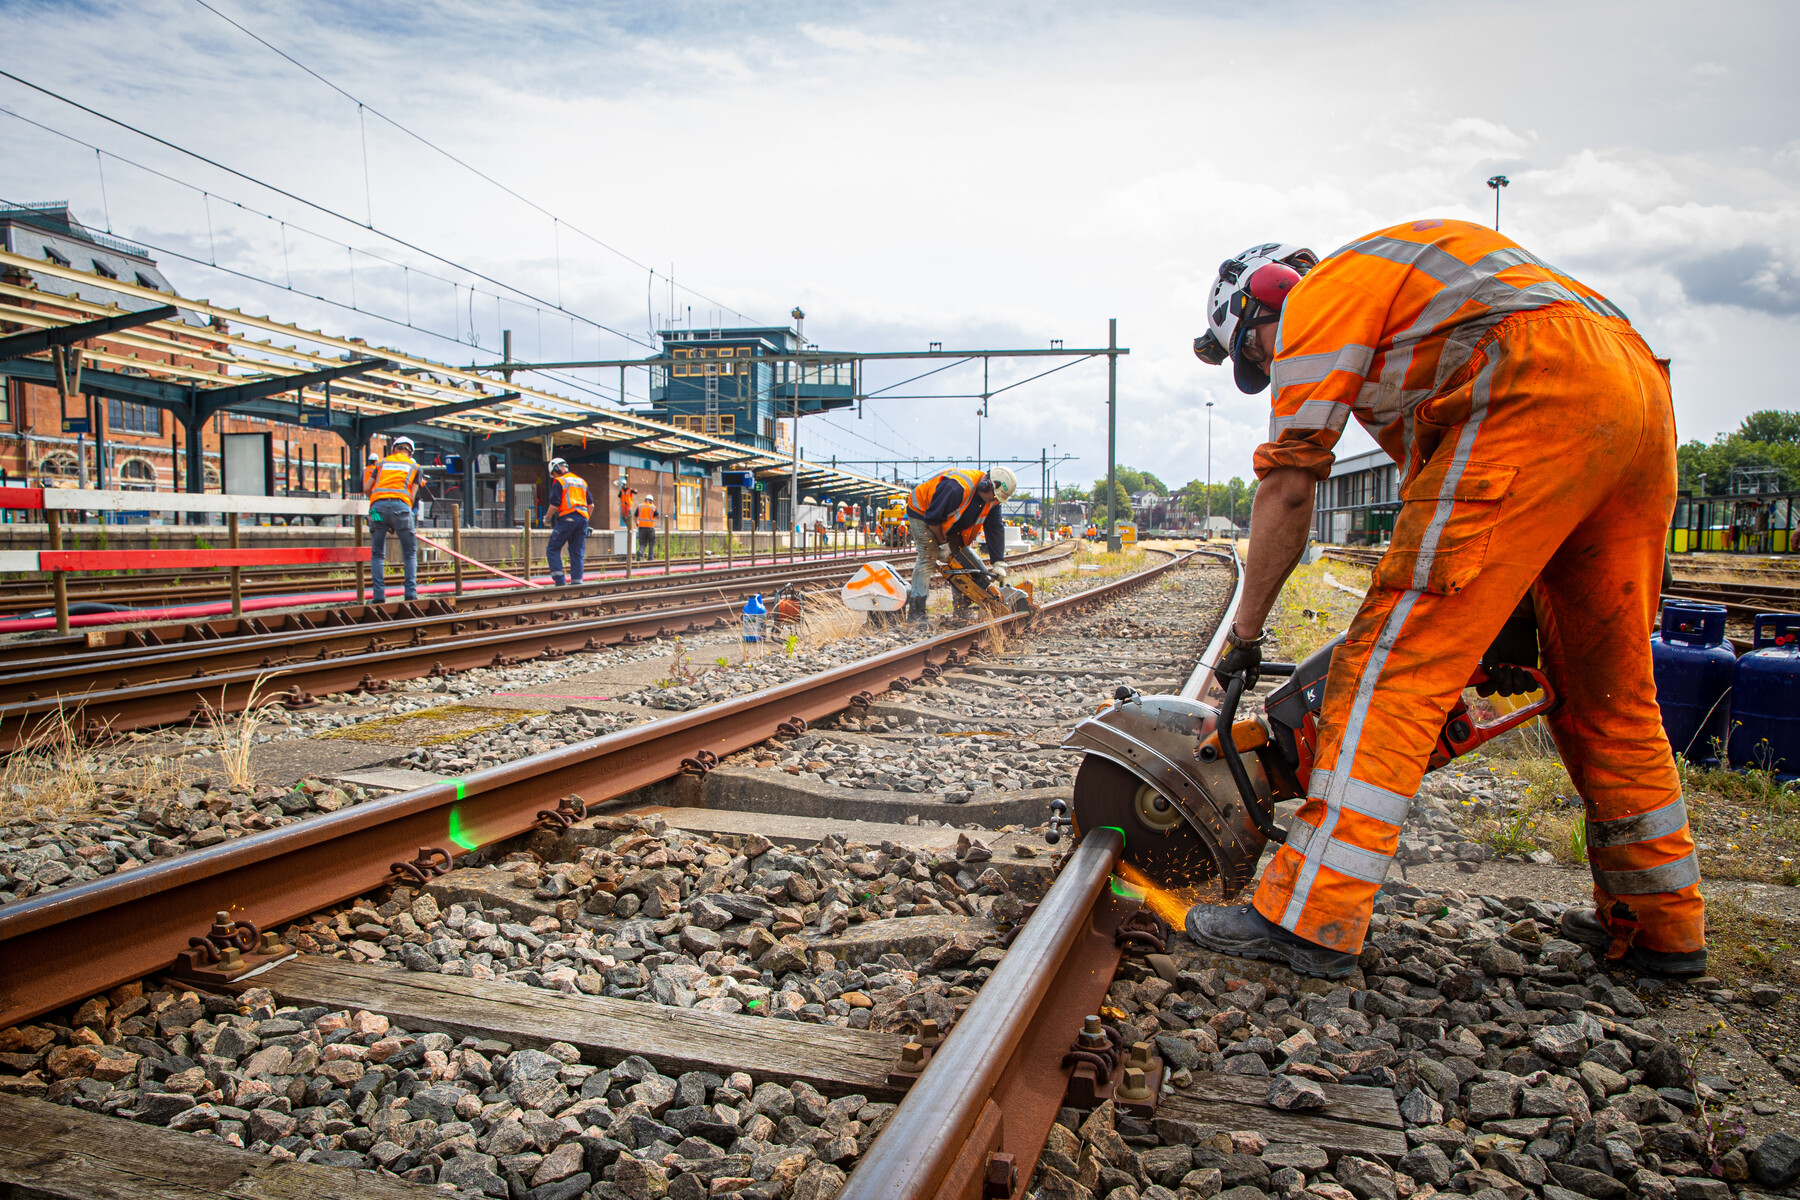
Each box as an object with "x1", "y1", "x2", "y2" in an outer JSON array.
[
  {"x1": 1651, "y1": 601, "x2": 1736, "y2": 765},
  {"x1": 1728, "y1": 612, "x2": 1800, "y2": 779}
]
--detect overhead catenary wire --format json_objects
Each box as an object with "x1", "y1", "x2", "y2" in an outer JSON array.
[
  {"x1": 188, "y1": 0, "x2": 766, "y2": 329},
  {"x1": 0, "y1": 110, "x2": 636, "y2": 406},
  {"x1": 0, "y1": 67, "x2": 654, "y2": 351}
]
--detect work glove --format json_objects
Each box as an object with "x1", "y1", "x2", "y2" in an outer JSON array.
[
  {"x1": 935, "y1": 543, "x2": 951, "y2": 564},
  {"x1": 1218, "y1": 627, "x2": 1265, "y2": 688},
  {"x1": 989, "y1": 562, "x2": 1009, "y2": 581},
  {"x1": 1478, "y1": 598, "x2": 1540, "y2": 697}
]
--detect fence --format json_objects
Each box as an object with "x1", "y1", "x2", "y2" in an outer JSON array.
[{"x1": 0, "y1": 487, "x2": 370, "y2": 634}]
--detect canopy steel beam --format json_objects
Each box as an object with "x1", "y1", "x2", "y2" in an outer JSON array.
[
  {"x1": 200, "y1": 358, "x2": 390, "y2": 420},
  {"x1": 0, "y1": 304, "x2": 179, "y2": 362}
]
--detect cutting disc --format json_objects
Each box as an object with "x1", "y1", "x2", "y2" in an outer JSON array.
[{"x1": 1071, "y1": 754, "x2": 1223, "y2": 900}]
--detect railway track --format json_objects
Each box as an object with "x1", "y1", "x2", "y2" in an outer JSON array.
[
  {"x1": 0, "y1": 544, "x2": 1417, "y2": 1199},
  {"x1": 0, "y1": 539, "x2": 912, "y2": 614},
  {"x1": 0, "y1": 544, "x2": 1074, "y2": 746}
]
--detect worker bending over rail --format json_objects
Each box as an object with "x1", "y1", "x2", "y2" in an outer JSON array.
[
  {"x1": 364, "y1": 435, "x2": 423, "y2": 604},
  {"x1": 1188, "y1": 220, "x2": 1705, "y2": 978},
  {"x1": 545, "y1": 458, "x2": 591, "y2": 586},
  {"x1": 904, "y1": 466, "x2": 1014, "y2": 625}
]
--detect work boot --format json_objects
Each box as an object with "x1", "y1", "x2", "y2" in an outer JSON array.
[
  {"x1": 906, "y1": 596, "x2": 928, "y2": 625},
  {"x1": 1559, "y1": 908, "x2": 1707, "y2": 977},
  {"x1": 551, "y1": 575, "x2": 565, "y2": 587},
  {"x1": 1183, "y1": 904, "x2": 1359, "y2": 980}
]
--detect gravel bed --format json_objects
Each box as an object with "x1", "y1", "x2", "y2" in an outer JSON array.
[
  {"x1": 1025, "y1": 878, "x2": 1800, "y2": 1200},
  {"x1": 0, "y1": 775, "x2": 377, "y2": 905},
  {"x1": 0, "y1": 811, "x2": 1026, "y2": 1198}
]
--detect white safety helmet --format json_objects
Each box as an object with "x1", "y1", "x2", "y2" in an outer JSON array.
[
  {"x1": 390, "y1": 435, "x2": 416, "y2": 453},
  {"x1": 1194, "y1": 242, "x2": 1318, "y2": 394},
  {"x1": 548, "y1": 457, "x2": 569, "y2": 475},
  {"x1": 985, "y1": 466, "x2": 1017, "y2": 502}
]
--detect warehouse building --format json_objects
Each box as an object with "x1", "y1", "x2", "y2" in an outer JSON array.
[{"x1": 1313, "y1": 447, "x2": 1400, "y2": 546}]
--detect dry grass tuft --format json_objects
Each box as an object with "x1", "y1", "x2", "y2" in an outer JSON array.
[
  {"x1": 798, "y1": 593, "x2": 869, "y2": 649},
  {"x1": 195, "y1": 675, "x2": 281, "y2": 791},
  {"x1": 0, "y1": 704, "x2": 103, "y2": 821}
]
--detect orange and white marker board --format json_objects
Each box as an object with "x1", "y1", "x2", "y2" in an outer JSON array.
[{"x1": 841, "y1": 562, "x2": 908, "y2": 611}]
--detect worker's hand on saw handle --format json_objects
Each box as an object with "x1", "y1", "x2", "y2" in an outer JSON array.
[
  {"x1": 934, "y1": 540, "x2": 951, "y2": 564},
  {"x1": 1218, "y1": 625, "x2": 1265, "y2": 688},
  {"x1": 989, "y1": 562, "x2": 1009, "y2": 581},
  {"x1": 1477, "y1": 597, "x2": 1540, "y2": 697}
]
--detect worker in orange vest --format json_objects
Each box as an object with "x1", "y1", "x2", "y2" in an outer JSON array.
[
  {"x1": 617, "y1": 479, "x2": 636, "y2": 530},
  {"x1": 903, "y1": 466, "x2": 1015, "y2": 624},
  {"x1": 635, "y1": 493, "x2": 660, "y2": 560},
  {"x1": 1187, "y1": 222, "x2": 1703, "y2": 980},
  {"x1": 363, "y1": 435, "x2": 422, "y2": 604},
  {"x1": 545, "y1": 458, "x2": 591, "y2": 585}
]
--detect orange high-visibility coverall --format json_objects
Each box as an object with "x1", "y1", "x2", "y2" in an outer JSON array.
[{"x1": 1249, "y1": 218, "x2": 1702, "y2": 958}]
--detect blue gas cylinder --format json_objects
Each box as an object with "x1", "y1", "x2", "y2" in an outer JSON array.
[
  {"x1": 1728, "y1": 612, "x2": 1800, "y2": 779},
  {"x1": 741, "y1": 593, "x2": 766, "y2": 643},
  {"x1": 1651, "y1": 602, "x2": 1736, "y2": 765}
]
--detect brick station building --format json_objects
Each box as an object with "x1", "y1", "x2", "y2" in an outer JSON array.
[{"x1": 0, "y1": 202, "x2": 350, "y2": 503}]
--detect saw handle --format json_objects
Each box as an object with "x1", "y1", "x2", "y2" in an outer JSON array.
[
  {"x1": 1217, "y1": 674, "x2": 1287, "y2": 845},
  {"x1": 1436, "y1": 666, "x2": 1562, "y2": 762}
]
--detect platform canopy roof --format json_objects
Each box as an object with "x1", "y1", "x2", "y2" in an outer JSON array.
[{"x1": 0, "y1": 248, "x2": 896, "y2": 500}]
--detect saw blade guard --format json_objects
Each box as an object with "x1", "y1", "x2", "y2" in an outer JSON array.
[{"x1": 1062, "y1": 692, "x2": 1272, "y2": 901}]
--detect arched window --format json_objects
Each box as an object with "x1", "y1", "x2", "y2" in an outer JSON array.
[
  {"x1": 203, "y1": 467, "x2": 221, "y2": 491},
  {"x1": 118, "y1": 458, "x2": 158, "y2": 491},
  {"x1": 38, "y1": 453, "x2": 79, "y2": 483}
]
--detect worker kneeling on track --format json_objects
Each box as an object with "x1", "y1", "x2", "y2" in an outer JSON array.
[
  {"x1": 545, "y1": 457, "x2": 591, "y2": 586},
  {"x1": 1185, "y1": 220, "x2": 1704, "y2": 980},
  {"x1": 904, "y1": 466, "x2": 1015, "y2": 625},
  {"x1": 364, "y1": 435, "x2": 422, "y2": 605}
]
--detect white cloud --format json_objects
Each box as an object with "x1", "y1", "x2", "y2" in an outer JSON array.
[
  {"x1": 0, "y1": 0, "x2": 1793, "y2": 492},
  {"x1": 798, "y1": 23, "x2": 923, "y2": 55}
]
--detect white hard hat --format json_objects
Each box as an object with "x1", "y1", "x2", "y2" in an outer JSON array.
[
  {"x1": 548, "y1": 457, "x2": 569, "y2": 474},
  {"x1": 391, "y1": 435, "x2": 416, "y2": 451},
  {"x1": 1196, "y1": 242, "x2": 1318, "y2": 394},
  {"x1": 986, "y1": 466, "x2": 1017, "y2": 501}
]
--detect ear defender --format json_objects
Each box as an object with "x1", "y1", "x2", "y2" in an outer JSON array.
[{"x1": 1246, "y1": 262, "x2": 1302, "y2": 309}]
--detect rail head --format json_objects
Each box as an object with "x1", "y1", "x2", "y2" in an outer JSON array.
[{"x1": 1180, "y1": 543, "x2": 1244, "y2": 702}]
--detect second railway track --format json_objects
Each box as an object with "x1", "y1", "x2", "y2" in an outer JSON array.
[{"x1": 0, "y1": 544, "x2": 1075, "y2": 746}]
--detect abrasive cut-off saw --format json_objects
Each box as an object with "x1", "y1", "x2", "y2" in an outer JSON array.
[
  {"x1": 1060, "y1": 634, "x2": 1559, "y2": 903},
  {"x1": 940, "y1": 540, "x2": 1037, "y2": 618}
]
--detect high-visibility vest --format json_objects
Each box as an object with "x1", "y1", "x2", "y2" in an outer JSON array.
[
  {"x1": 618, "y1": 486, "x2": 635, "y2": 519},
  {"x1": 366, "y1": 453, "x2": 420, "y2": 504},
  {"x1": 555, "y1": 473, "x2": 591, "y2": 518},
  {"x1": 909, "y1": 469, "x2": 991, "y2": 544},
  {"x1": 636, "y1": 498, "x2": 658, "y2": 528},
  {"x1": 1258, "y1": 217, "x2": 1630, "y2": 481}
]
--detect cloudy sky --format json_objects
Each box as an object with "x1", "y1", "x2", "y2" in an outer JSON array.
[{"x1": 2, "y1": 0, "x2": 1795, "y2": 494}]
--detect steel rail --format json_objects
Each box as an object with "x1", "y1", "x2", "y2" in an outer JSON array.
[
  {"x1": 1180, "y1": 544, "x2": 1244, "y2": 703},
  {"x1": 838, "y1": 828, "x2": 1127, "y2": 1200},
  {"x1": 0, "y1": 547, "x2": 1076, "y2": 735},
  {"x1": 0, "y1": 556, "x2": 919, "y2": 690},
  {"x1": 0, "y1": 542, "x2": 922, "y2": 611},
  {"x1": 0, "y1": 550, "x2": 1195, "y2": 1029},
  {"x1": 3, "y1": 542, "x2": 1073, "y2": 662}
]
